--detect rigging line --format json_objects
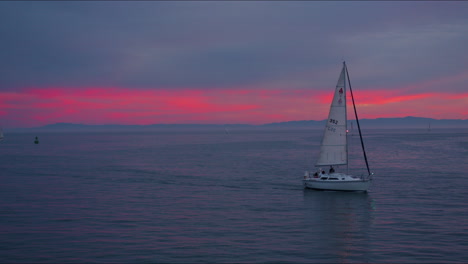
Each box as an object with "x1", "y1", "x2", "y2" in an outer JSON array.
[{"x1": 344, "y1": 62, "x2": 371, "y2": 176}]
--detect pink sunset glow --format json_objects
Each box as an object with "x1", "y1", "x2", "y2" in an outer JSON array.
[{"x1": 0, "y1": 85, "x2": 466, "y2": 128}]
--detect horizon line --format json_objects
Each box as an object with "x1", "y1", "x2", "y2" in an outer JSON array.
[{"x1": 4, "y1": 116, "x2": 468, "y2": 130}]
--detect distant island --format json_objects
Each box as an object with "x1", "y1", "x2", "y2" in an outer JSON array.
[
  {"x1": 8, "y1": 116, "x2": 468, "y2": 132},
  {"x1": 262, "y1": 116, "x2": 468, "y2": 129}
]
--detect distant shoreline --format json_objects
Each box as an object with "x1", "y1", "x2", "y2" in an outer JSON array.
[{"x1": 4, "y1": 116, "x2": 468, "y2": 132}]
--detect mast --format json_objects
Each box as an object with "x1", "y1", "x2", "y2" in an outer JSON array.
[
  {"x1": 344, "y1": 62, "x2": 371, "y2": 176},
  {"x1": 344, "y1": 62, "x2": 349, "y2": 175}
]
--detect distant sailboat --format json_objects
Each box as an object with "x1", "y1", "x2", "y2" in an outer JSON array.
[
  {"x1": 0, "y1": 128, "x2": 3, "y2": 141},
  {"x1": 303, "y1": 62, "x2": 373, "y2": 192},
  {"x1": 34, "y1": 136, "x2": 39, "y2": 144}
]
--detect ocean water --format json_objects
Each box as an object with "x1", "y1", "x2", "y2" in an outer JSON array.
[{"x1": 0, "y1": 128, "x2": 467, "y2": 263}]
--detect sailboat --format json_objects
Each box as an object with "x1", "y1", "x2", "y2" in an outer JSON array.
[
  {"x1": 303, "y1": 62, "x2": 373, "y2": 191},
  {"x1": 0, "y1": 128, "x2": 3, "y2": 141}
]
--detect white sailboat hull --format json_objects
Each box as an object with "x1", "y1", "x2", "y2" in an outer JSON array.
[{"x1": 303, "y1": 173, "x2": 371, "y2": 192}]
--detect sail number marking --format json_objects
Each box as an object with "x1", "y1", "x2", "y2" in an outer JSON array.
[{"x1": 329, "y1": 119, "x2": 339, "y2": 125}]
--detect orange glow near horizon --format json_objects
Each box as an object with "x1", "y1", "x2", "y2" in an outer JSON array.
[{"x1": 0, "y1": 86, "x2": 466, "y2": 128}]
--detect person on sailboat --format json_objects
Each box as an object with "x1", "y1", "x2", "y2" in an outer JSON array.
[{"x1": 329, "y1": 166, "x2": 335, "y2": 174}]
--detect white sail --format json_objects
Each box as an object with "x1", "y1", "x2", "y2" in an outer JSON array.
[{"x1": 315, "y1": 64, "x2": 347, "y2": 166}]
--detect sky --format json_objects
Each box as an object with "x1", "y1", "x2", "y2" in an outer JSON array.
[{"x1": 0, "y1": 1, "x2": 467, "y2": 128}]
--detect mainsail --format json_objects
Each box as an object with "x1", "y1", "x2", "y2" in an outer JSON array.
[{"x1": 315, "y1": 64, "x2": 347, "y2": 166}]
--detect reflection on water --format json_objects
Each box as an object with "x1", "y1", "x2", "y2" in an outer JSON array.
[{"x1": 302, "y1": 190, "x2": 374, "y2": 262}]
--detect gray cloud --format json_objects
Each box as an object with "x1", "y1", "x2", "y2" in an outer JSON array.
[{"x1": 0, "y1": 1, "x2": 467, "y2": 91}]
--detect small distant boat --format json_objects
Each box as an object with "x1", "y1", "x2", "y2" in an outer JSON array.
[
  {"x1": 34, "y1": 136, "x2": 39, "y2": 144},
  {"x1": 303, "y1": 62, "x2": 373, "y2": 192},
  {"x1": 0, "y1": 128, "x2": 3, "y2": 141}
]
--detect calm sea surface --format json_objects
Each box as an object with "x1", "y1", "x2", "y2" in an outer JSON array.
[{"x1": 0, "y1": 128, "x2": 467, "y2": 263}]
